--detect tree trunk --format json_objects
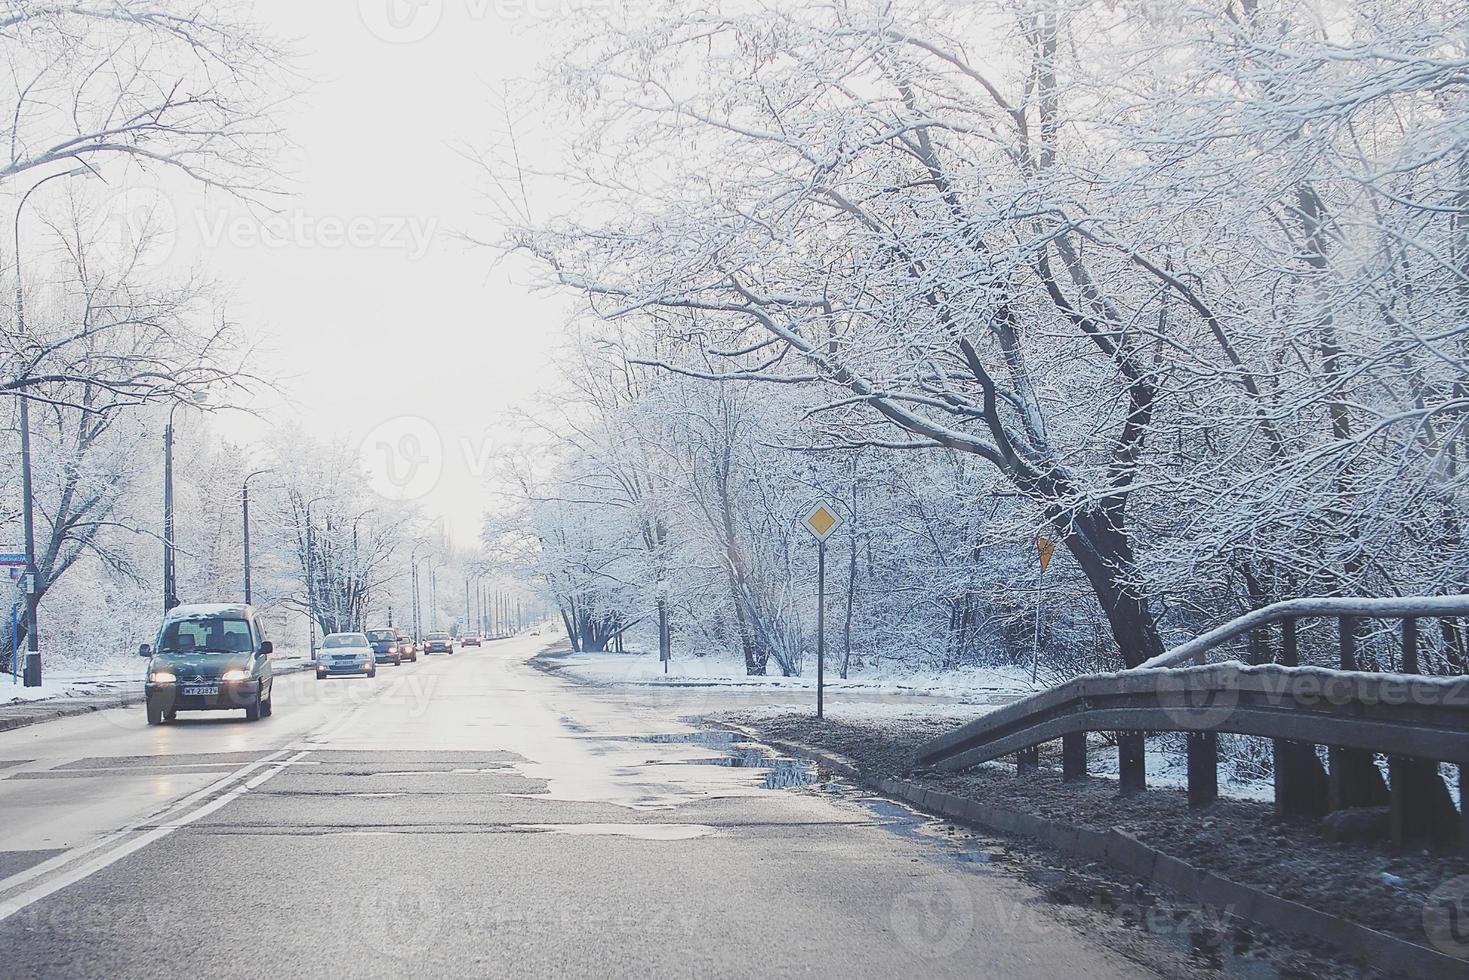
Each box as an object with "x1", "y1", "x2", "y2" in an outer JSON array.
[{"x1": 1061, "y1": 509, "x2": 1164, "y2": 668}]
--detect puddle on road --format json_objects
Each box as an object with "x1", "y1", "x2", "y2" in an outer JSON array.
[
  {"x1": 517, "y1": 823, "x2": 716, "y2": 841},
  {"x1": 674, "y1": 751, "x2": 821, "y2": 790},
  {"x1": 621, "y1": 731, "x2": 744, "y2": 747}
]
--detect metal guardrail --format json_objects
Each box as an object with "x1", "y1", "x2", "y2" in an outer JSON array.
[
  {"x1": 916, "y1": 595, "x2": 1469, "y2": 848},
  {"x1": 1139, "y1": 594, "x2": 1469, "y2": 669}
]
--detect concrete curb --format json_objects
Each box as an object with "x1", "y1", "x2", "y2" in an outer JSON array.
[
  {"x1": 0, "y1": 662, "x2": 316, "y2": 734},
  {"x1": 717, "y1": 723, "x2": 1467, "y2": 980}
]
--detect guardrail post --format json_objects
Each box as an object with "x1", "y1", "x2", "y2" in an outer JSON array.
[
  {"x1": 1016, "y1": 746, "x2": 1039, "y2": 775},
  {"x1": 1329, "y1": 746, "x2": 1389, "y2": 811},
  {"x1": 1187, "y1": 732, "x2": 1218, "y2": 808},
  {"x1": 1461, "y1": 766, "x2": 1468, "y2": 857},
  {"x1": 1062, "y1": 732, "x2": 1087, "y2": 782},
  {"x1": 1280, "y1": 617, "x2": 1298, "y2": 667},
  {"x1": 1118, "y1": 732, "x2": 1146, "y2": 795},
  {"x1": 1401, "y1": 617, "x2": 1419, "y2": 674},
  {"x1": 1389, "y1": 756, "x2": 1460, "y2": 849},
  {"x1": 1274, "y1": 740, "x2": 1328, "y2": 819},
  {"x1": 1339, "y1": 615, "x2": 1358, "y2": 671}
]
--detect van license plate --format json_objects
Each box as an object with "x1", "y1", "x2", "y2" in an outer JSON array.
[{"x1": 182, "y1": 685, "x2": 218, "y2": 696}]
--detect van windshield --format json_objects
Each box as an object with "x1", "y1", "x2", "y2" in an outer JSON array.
[{"x1": 158, "y1": 617, "x2": 253, "y2": 655}]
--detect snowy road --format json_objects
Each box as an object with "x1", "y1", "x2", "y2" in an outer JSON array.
[{"x1": 0, "y1": 637, "x2": 1158, "y2": 978}]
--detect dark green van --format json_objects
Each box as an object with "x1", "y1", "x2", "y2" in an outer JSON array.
[{"x1": 140, "y1": 604, "x2": 275, "y2": 725}]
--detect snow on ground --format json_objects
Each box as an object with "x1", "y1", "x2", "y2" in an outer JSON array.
[
  {"x1": 553, "y1": 648, "x2": 1041, "y2": 703},
  {"x1": 1084, "y1": 735, "x2": 1277, "y2": 803}
]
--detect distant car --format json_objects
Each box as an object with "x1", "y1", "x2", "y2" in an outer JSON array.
[
  {"x1": 141, "y1": 603, "x2": 275, "y2": 725},
  {"x1": 398, "y1": 634, "x2": 418, "y2": 662},
  {"x1": 423, "y1": 631, "x2": 453, "y2": 655},
  {"x1": 461, "y1": 632, "x2": 481, "y2": 647},
  {"x1": 531, "y1": 629, "x2": 541, "y2": 636},
  {"x1": 316, "y1": 632, "x2": 377, "y2": 679},
  {"x1": 366, "y1": 627, "x2": 405, "y2": 666}
]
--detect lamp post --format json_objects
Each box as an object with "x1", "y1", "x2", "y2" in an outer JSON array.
[
  {"x1": 241, "y1": 469, "x2": 273, "y2": 605},
  {"x1": 12, "y1": 165, "x2": 94, "y2": 686}
]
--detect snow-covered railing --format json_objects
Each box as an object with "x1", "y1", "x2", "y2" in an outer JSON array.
[
  {"x1": 1140, "y1": 594, "x2": 1469, "y2": 670},
  {"x1": 916, "y1": 594, "x2": 1469, "y2": 850}
]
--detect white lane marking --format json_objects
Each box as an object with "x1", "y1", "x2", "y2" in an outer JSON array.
[
  {"x1": 0, "y1": 750, "x2": 305, "y2": 923},
  {"x1": 0, "y1": 749, "x2": 294, "y2": 898}
]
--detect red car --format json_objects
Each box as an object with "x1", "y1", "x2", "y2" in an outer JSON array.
[{"x1": 461, "y1": 633, "x2": 481, "y2": 647}]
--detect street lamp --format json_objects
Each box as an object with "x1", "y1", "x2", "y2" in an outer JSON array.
[
  {"x1": 162, "y1": 391, "x2": 209, "y2": 612},
  {"x1": 241, "y1": 469, "x2": 274, "y2": 605},
  {"x1": 13, "y1": 164, "x2": 99, "y2": 686}
]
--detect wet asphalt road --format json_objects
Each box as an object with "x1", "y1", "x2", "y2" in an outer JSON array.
[{"x1": 0, "y1": 637, "x2": 1158, "y2": 979}]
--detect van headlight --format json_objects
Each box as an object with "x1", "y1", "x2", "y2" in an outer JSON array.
[
  {"x1": 221, "y1": 669, "x2": 249, "y2": 682},
  {"x1": 149, "y1": 671, "x2": 177, "y2": 684}
]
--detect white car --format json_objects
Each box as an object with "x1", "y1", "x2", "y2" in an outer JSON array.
[{"x1": 316, "y1": 632, "x2": 377, "y2": 679}]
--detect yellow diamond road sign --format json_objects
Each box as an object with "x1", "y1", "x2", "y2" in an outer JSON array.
[{"x1": 802, "y1": 502, "x2": 842, "y2": 542}]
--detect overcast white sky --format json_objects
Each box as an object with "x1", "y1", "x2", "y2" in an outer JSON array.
[{"x1": 195, "y1": 0, "x2": 571, "y2": 544}]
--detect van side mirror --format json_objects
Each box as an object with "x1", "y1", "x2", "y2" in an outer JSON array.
[
  {"x1": 138, "y1": 643, "x2": 152, "y2": 657},
  {"x1": 258, "y1": 640, "x2": 273, "y2": 657}
]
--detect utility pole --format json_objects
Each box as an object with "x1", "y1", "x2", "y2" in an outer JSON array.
[
  {"x1": 303, "y1": 495, "x2": 327, "y2": 658},
  {"x1": 242, "y1": 469, "x2": 272, "y2": 605},
  {"x1": 428, "y1": 561, "x2": 443, "y2": 630},
  {"x1": 162, "y1": 420, "x2": 175, "y2": 613}
]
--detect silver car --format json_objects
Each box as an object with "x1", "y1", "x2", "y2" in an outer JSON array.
[{"x1": 315, "y1": 632, "x2": 377, "y2": 679}]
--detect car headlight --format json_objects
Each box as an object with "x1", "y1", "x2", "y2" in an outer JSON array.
[
  {"x1": 221, "y1": 669, "x2": 249, "y2": 682},
  {"x1": 149, "y1": 670, "x2": 177, "y2": 684}
]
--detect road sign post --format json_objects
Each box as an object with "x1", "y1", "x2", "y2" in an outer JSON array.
[
  {"x1": 1032, "y1": 537, "x2": 1055, "y2": 683},
  {"x1": 802, "y1": 502, "x2": 843, "y2": 721}
]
